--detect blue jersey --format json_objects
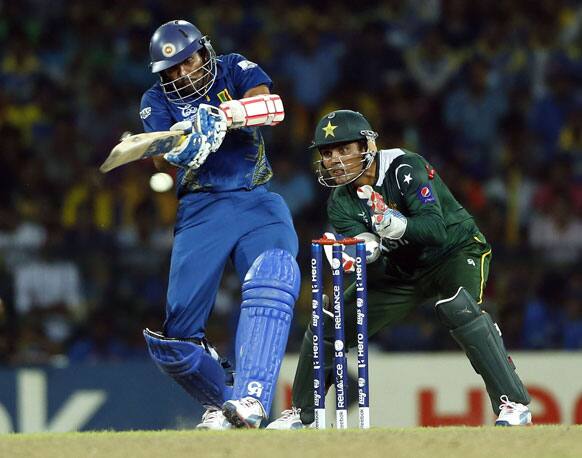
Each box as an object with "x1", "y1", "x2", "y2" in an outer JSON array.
[{"x1": 140, "y1": 53, "x2": 274, "y2": 196}]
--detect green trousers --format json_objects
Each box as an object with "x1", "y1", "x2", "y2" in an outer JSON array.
[{"x1": 294, "y1": 235, "x2": 494, "y2": 424}]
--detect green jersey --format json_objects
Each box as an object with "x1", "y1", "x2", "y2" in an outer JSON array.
[{"x1": 328, "y1": 148, "x2": 480, "y2": 279}]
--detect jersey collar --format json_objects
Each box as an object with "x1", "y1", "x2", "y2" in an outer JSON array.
[{"x1": 375, "y1": 148, "x2": 405, "y2": 186}]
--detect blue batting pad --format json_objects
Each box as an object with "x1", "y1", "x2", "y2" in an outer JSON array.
[
  {"x1": 232, "y1": 249, "x2": 300, "y2": 413},
  {"x1": 143, "y1": 329, "x2": 229, "y2": 409}
]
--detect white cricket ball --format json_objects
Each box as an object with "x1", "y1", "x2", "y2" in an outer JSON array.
[{"x1": 149, "y1": 172, "x2": 174, "y2": 192}]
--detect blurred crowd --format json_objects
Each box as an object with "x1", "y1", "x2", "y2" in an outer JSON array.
[{"x1": 1, "y1": 0, "x2": 582, "y2": 366}]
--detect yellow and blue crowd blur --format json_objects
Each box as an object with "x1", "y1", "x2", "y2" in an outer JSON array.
[{"x1": 0, "y1": 0, "x2": 581, "y2": 367}]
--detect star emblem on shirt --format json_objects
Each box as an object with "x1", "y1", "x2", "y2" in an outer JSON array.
[
  {"x1": 403, "y1": 173, "x2": 413, "y2": 184},
  {"x1": 322, "y1": 121, "x2": 338, "y2": 138}
]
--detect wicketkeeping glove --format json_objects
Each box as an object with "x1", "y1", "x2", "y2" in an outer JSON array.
[
  {"x1": 322, "y1": 232, "x2": 382, "y2": 273},
  {"x1": 357, "y1": 185, "x2": 407, "y2": 240},
  {"x1": 322, "y1": 232, "x2": 356, "y2": 273},
  {"x1": 356, "y1": 232, "x2": 382, "y2": 263}
]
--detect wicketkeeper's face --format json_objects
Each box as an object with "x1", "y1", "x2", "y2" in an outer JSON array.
[{"x1": 319, "y1": 141, "x2": 366, "y2": 185}]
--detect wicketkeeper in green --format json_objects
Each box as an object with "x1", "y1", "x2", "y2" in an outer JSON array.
[{"x1": 267, "y1": 110, "x2": 531, "y2": 428}]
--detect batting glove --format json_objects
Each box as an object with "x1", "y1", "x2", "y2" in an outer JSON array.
[
  {"x1": 163, "y1": 130, "x2": 210, "y2": 169},
  {"x1": 357, "y1": 185, "x2": 407, "y2": 240},
  {"x1": 196, "y1": 104, "x2": 227, "y2": 152},
  {"x1": 164, "y1": 105, "x2": 227, "y2": 170}
]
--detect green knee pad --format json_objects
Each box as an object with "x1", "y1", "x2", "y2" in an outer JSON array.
[
  {"x1": 436, "y1": 287, "x2": 530, "y2": 412},
  {"x1": 292, "y1": 315, "x2": 335, "y2": 425}
]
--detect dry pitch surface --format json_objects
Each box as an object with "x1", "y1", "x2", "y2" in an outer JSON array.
[{"x1": 1, "y1": 426, "x2": 581, "y2": 458}]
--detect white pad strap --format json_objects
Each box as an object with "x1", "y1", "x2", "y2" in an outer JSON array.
[{"x1": 219, "y1": 94, "x2": 284, "y2": 129}]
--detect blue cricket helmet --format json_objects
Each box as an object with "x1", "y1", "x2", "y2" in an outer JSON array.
[
  {"x1": 149, "y1": 20, "x2": 204, "y2": 73},
  {"x1": 148, "y1": 20, "x2": 218, "y2": 105}
]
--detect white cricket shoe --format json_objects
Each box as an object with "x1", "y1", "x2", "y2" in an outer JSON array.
[
  {"x1": 196, "y1": 408, "x2": 232, "y2": 430},
  {"x1": 266, "y1": 407, "x2": 310, "y2": 430},
  {"x1": 222, "y1": 397, "x2": 267, "y2": 429},
  {"x1": 495, "y1": 395, "x2": 532, "y2": 426}
]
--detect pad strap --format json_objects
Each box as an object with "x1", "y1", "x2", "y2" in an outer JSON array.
[{"x1": 143, "y1": 329, "x2": 232, "y2": 409}]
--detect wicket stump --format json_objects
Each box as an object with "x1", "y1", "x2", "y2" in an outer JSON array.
[{"x1": 311, "y1": 238, "x2": 369, "y2": 429}]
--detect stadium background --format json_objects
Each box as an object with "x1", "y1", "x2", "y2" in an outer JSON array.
[{"x1": 0, "y1": 0, "x2": 581, "y2": 430}]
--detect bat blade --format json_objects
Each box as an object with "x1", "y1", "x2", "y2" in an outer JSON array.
[{"x1": 99, "y1": 130, "x2": 185, "y2": 173}]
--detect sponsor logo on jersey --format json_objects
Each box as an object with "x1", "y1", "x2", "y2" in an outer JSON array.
[
  {"x1": 416, "y1": 183, "x2": 435, "y2": 204},
  {"x1": 237, "y1": 59, "x2": 258, "y2": 71},
  {"x1": 140, "y1": 107, "x2": 152, "y2": 119},
  {"x1": 179, "y1": 104, "x2": 198, "y2": 118}
]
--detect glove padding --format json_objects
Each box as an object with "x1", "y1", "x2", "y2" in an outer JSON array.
[
  {"x1": 322, "y1": 232, "x2": 381, "y2": 273},
  {"x1": 356, "y1": 232, "x2": 382, "y2": 263},
  {"x1": 322, "y1": 233, "x2": 356, "y2": 273},
  {"x1": 195, "y1": 104, "x2": 227, "y2": 152},
  {"x1": 163, "y1": 104, "x2": 227, "y2": 170},
  {"x1": 357, "y1": 185, "x2": 407, "y2": 240}
]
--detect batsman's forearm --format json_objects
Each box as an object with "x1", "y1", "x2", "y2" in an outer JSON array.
[{"x1": 220, "y1": 94, "x2": 284, "y2": 129}]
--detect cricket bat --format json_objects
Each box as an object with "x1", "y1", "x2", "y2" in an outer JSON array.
[{"x1": 99, "y1": 130, "x2": 186, "y2": 173}]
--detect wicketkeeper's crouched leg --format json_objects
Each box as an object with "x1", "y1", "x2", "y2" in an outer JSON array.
[
  {"x1": 292, "y1": 280, "x2": 415, "y2": 425},
  {"x1": 435, "y1": 286, "x2": 530, "y2": 413},
  {"x1": 292, "y1": 312, "x2": 334, "y2": 425}
]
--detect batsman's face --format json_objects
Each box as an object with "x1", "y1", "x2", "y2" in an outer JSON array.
[
  {"x1": 320, "y1": 141, "x2": 365, "y2": 185},
  {"x1": 162, "y1": 51, "x2": 207, "y2": 94}
]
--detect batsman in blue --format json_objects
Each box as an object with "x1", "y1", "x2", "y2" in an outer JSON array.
[{"x1": 139, "y1": 20, "x2": 300, "y2": 430}]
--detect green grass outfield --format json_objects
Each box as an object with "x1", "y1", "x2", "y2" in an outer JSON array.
[{"x1": 1, "y1": 426, "x2": 581, "y2": 458}]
